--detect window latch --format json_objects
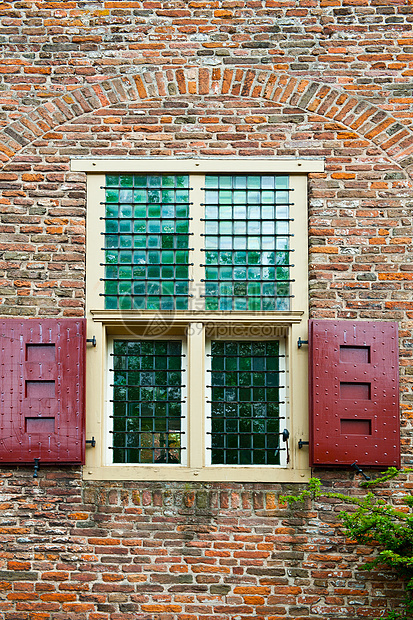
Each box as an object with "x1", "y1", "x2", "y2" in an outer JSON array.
[{"x1": 282, "y1": 429, "x2": 290, "y2": 464}]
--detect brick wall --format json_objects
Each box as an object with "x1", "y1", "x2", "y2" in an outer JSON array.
[{"x1": 0, "y1": 1, "x2": 412, "y2": 618}]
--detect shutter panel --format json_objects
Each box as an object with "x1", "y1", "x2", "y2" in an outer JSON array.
[
  {"x1": 309, "y1": 320, "x2": 400, "y2": 468},
  {"x1": 0, "y1": 319, "x2": 85, "y2": 464}
]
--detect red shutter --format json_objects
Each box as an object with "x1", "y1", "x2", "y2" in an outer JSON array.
[
  {"x1": 309, "y1": 320, "x2": 400, "y2": 468},
  {"x1": 0, "y1": 319, "x2": 86, "y2": 464}
]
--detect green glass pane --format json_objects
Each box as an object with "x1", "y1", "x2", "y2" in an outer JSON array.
[
  {"x1": 161, "y1": 190, "x2": 174, "y2": 203},
  {"x1": 106, "y1": 204, "x2": 118, "y2": 218},
  {"x1": 175, "y1": 251, "x2": 188, "y2": 264},
  {"x1": 106, "y1": 265, "x2": 118, "y2": 279},
  {"x1": 148, "y1": 266, "x2": 160, "y2": 278},
  {"x1": 119, "y1": 203, "x2": 133, "y2": 218},
  {"x1": 234, "y1": 176, "x2": 246, "y2": 189},
  {"x1": 176, "y1": 190, "x2": 189, "y2": 203},
  {"x1": 106, "y1": 220, "x2": 118, "y2": 233},
  {"x1": 162, "y1": 235, "x2": 173, "y2": 249},
  {"x1": 175, "y1": 281, "x2": 188, "y2": 295},
  {"x1": 275, "y1": 175, "x2": 289, "y2": 189},
  {"x1": 119, "y1": 189, "x2": 133, "y2": 203},
  {"x1": 106, "y1": 175, "x2": 119, "y2": 187},
  {"x1": 176, "y1": 204, "x2": 189, "y2": 218},
  {"x1": 175, "y1": 265, "x2": 188, "y2": 279},
  {"x1": 148, "y1": 251, "x2": 160, "y2": 264},
  {"x1": 205, "y1": 175, "x2": 218, "y2": 188},
  {"x1": 161, "y1": 220, "x2": 174, "y2": 233},
  {"x1": 119, "y1": 266, "x2": 132, "y2": 279},
  {"x1": 133, "y1": 175, "x2": 146, "y2": 187},
  {"x1": 148, "y1": 203, "x2": 161, "y2": 217},
  {"x1": 247, "y1": 176, "x2": 260, "y2": 189},
  {"x1": 119, "y1": 296, "x2": 132, "y2": 310},
  {"x1": 106, "y1": 189, "x2": 119, "y2": 203},
  {"x1": 119, "y1": 250, "x2": 132, "y2": 263},
  {"x1": 262, "y1": 176, "x2": 274, "y2": 189},
  {"x1": 176, "y1": 175, "x2": 189, "y2": 188},
  {"x1": 119, "y1": 220, "x2": 132, "y2": 234},
  {"x1": 161, "y1": 175, "x2": 175, "y2": 187},
  {"x1": 134, "y1": 190, "x2": 146, "y2": 204},
  {"x1": 105, "y1": 281, "x2": 118, "y2": 296},
  {"x1": 120, "y1": 175, "x2": 133, "y2": 187},
  {"x1": 119, "y1": 238, "x2": 132, "y2": 251},
  {"x1": 148, "y1": 175, "x2": 161, "y2": 187}
]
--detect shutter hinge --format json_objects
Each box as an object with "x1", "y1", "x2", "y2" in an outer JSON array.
[
  {"x1": 297, "y1": 337, "x2": 308, "y2": 348},
  {"x1": 351, "y1": 462, "x2": 371, "y2": 481},
  {"x1": 298, "y1": 439, "x2": 309, "y2": 449},
  {"x1": 86, "y1": 336, "x2": 97, "y2": 347},
  {"x1": 86, "y1": 437, "x2": 96, "y2": 448}
]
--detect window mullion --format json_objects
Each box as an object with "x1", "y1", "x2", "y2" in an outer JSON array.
[
  {"x1": 187, "y1": 322, "x2": 205, "y2": 469},
  {"x1": 188, "y1": 174, "x2": 205, "y2": 311}
]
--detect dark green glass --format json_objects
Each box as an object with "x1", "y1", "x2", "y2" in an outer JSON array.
[
  {"x1": 111, "y1": 340, "x2": 183, "y2": 464},
  {"x1": 210, "y1": 340, "x2": 281, "y2": 466}
]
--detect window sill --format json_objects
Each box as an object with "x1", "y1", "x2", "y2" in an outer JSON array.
[
  {"x1": 90, "y1": 309, "x2": 305, "y2": 326},
  {"x1": 82, "y1": 465, "x2": 311, "y2": 482}
]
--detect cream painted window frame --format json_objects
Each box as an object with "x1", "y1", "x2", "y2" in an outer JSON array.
[{"x1": 73, "y1": 158, "x2": 325, "y2": 482}]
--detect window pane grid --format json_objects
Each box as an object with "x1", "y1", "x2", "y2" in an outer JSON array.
[
  {"x1": 103, "y1": 174, "x2": 191, "y2": 310},
  {"x1": 202, "y1": 175, "x2": 292, "y2": 311},
  {"x1": 110, "y1": 340, "x2": 184, "y2": 464},
  {"x1": 208, "y1": 341, "x2": 283, "y2": 465}
]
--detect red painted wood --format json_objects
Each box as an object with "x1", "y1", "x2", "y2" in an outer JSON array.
[
  {"x1": 309, "y1": 320, "x2": 400, "y2": 468},
  {"x1": 0, "y1": 319, "x2": 86, "y2": 463}
]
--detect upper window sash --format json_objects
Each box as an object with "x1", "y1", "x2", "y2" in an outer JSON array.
[{"x1": 85, "y1": 164, "x2": 315, "y2": 316}]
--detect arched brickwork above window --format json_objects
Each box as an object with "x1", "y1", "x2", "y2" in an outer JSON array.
[{"x1": 0, "y1": 67, "x2": 412, "y2": 176}]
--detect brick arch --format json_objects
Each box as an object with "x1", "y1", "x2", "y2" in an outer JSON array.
[{"x1": 1, "y1": 67, "x2": 413, "y2": 175}]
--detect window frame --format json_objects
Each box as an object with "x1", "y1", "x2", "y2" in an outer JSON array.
[{"x1": 74, "y1": 158, "x2": 324, "y2": 482}]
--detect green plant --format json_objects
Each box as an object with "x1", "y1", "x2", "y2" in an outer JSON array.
[{"x1": 280, "y1": 469, "x2": 413, "y2": 620}]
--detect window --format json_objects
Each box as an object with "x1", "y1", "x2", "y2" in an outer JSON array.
[{"x1": 75, "y1": 158, "x2": 324, "y2": 481}]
